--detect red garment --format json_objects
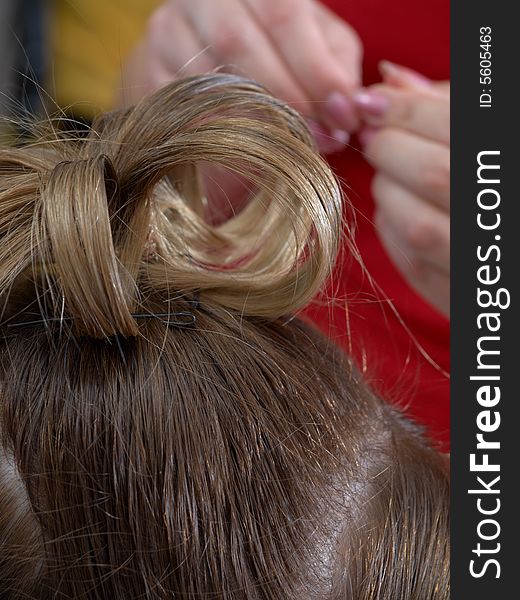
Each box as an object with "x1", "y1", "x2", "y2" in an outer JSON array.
[{"x1": 305, "y1": 0, "x2": 450, "y2": 448}]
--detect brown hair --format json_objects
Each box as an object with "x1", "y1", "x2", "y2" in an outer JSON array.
[{"x1": 0, "y1": 74, "x2": 449, "y2": 599}]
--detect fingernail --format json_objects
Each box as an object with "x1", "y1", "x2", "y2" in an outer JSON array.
[
  {"x1": 308, "y1": 120, "x2": 350, "y2": 154},
  {"x1": 358, "y1": 126, "x2": 378, "y2": 148},
  {"x1": 323, "y1": 92, "x2": 359, "y2": 132},
  {"x1": 352, "y1": 91, "x2": 389, "y2": 122},
  {"x1": 379, "y1": 60, "x2": 432, "y2": 89}
]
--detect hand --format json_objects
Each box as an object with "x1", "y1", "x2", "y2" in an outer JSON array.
[
  {"x1": 355, "y1": 62, "x2": 450, "y2": 317},
  {"x1": 122, "y1": 0, "x2": 363, "y2": 151}
]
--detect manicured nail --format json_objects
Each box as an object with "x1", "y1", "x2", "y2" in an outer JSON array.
[
  {"x1": 353, "y1": 91, "x2": 389, "y2": 122},
  {"x1": 308, "y1": 120, "x2": 350, "y2": 154},
  {"x1": 323, "y1": 92, "x2": 359, "y2": 132},
  {"x1": 379, "y1": 60, "x2": 432, "y2": 89}
]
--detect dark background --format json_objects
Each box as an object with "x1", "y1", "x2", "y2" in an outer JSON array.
[{"x1": 451, "y1": 1, "x2": 519, "y2": 596}]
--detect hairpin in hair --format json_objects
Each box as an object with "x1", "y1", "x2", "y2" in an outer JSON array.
[{"x1": 189, "y1": 291, "x2": 200, "y2": 311}]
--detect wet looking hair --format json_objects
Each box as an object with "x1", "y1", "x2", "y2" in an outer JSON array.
[{"x1": 0, "y1": 74, "x2": 449, "y2": 599}]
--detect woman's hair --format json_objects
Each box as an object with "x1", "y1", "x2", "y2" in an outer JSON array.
[{"x1": 0, "y1": 74, "x2": 449, "y2": 599}]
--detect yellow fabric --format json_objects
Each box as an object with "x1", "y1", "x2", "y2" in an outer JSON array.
[{"x1": 50, "y1": 0, "x2": 160, "y2": 118}]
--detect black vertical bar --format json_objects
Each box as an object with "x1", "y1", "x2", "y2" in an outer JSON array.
[{"x1": 452, "y1": 2, "x2": 519, "y2": 598}]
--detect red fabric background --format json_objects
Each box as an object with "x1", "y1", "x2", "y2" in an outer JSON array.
[{"x1": 305, "y1": 0, "x2": 450, "y2": 448}]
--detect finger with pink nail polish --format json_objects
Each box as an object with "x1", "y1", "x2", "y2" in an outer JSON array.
[
  {"x1": 379, "y1": 60, "x2": 433, "y2": 90},
  {"x1": 308, "y1": 120, "x2": 350, "y2": 154},
  {"x1": 322, "y1": 92, "x2": 360, "y2": 132},
  {"x1": 352, "y1": 91, "x2": 389, "y2": 125}
]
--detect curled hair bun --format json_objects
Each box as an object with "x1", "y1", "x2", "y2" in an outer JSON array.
[{"x1": 0, "y1": 74, "x2": 342, "y2": 338}]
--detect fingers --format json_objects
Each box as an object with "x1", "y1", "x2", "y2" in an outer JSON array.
[
  {"x1": 183, "y1": 0, "x2": 312, "y2": 113},
  {"x1": 146, "y1": 4, "x2": 217, "y2": 78},
  {"x1": 363, "y1": 128, "x2": 450, "y2": 211},
  {"x1": 379, "y1": 61, "x2": 450, "y2": 97},
  {"x1": 183, "y1": 0, "x2": 362, "y2": 126},
  {"x1": 314, "y1": 2, "x2": 362, "y2": 131},
  {"x1": 379, "y1": 61, "x2": 434, "y2": 91},
  {"x1": 307, "y1": 121, "x2": 351, "y2": 154},
  {"x1": 243, "y1": 0, "x2": 361, "y2": 114},
  {"x1": 354, "y1": 85, "x2": 450, "y2": 144},
  {"x1": 375, "y1": 207, "x2": 450, "y2": 317},
  {"x1": 245, "y1": 0, "x2": 360, "y2": 97},
  {"x1": 433, "y1": 81, "x2": 451, "y2": 95},
  {"x1": 357, "y1": 65, "x2": 451, "y2": 316},
  {"x1": 128, "y1": 0, "x2": 363, "y2": 139},
  {"x1": 372, "y1": 173, "x2": 450, "y2": 273},
  {"x1": 120, "y1": 3, "x2": 218, "y2": 105},
  {"x1": 315, "y1": 3, "x2": 363, "y2": 90}
]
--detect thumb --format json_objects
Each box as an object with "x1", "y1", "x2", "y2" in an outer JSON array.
[
  {"x1": 379, "y1": 61, "x2": 433, "y2": 90},
  {"x1": 379, "y1": 61, "x2": 449, "y2": 98},
  {"x1": 315, "y1": 3, "x2": 363, "y2": 132}
]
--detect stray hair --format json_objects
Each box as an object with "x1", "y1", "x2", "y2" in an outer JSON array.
[{"x1": 0, "y1": 74, "x2": 449, "y2": 599}]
